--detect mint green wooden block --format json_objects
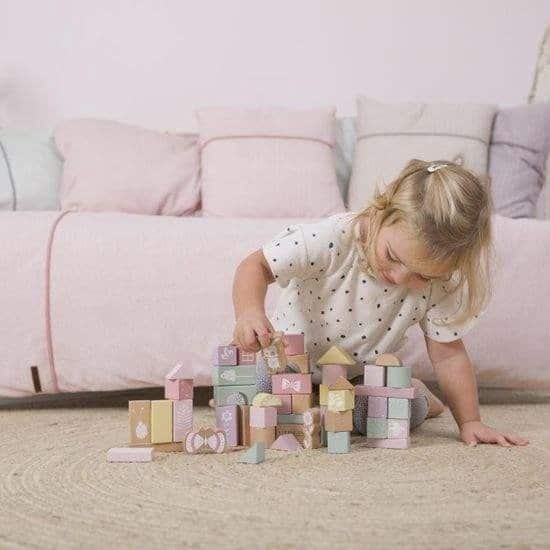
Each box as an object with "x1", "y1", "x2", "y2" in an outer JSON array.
[
  {"x1": 277, "y1": 414, "x2": 304, "y2": 424},
  {"x1": 366, "y1": 417, "x2": 388, "y2": 438},
  {"x1": 386, "y1": 366, "x2": 412, "y2": 388},
  {"x1": 214, "y1": 384, "x2": 258, "y2": 406},
  {"x1": 327, "y1": 431, "x2": 350, "y2": 454},
  {"x1": 211, "y1": 365, "x2": 257, "y2": 386},
  {"x1": 388, "y1": 398, "x2": 411, "y2": 419},
  {"x1": 238, "y1": 442, "x2": 265, "y2": 464}
]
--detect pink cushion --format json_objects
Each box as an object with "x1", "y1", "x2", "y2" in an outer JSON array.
[
  {"x1": 55, "y1": 119, "x2": 200, "y2": 216},
  {"x1": 196, "y1": 107, "x2": 345, "y2": 217}
]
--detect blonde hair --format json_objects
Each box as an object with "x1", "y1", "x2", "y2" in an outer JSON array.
[{"x1": 351, "y1": 158, "x2": 494, "y2": 326}]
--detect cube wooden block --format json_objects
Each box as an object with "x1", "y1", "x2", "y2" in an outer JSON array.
[
  {"x1": 214, "y1": 384, "x2": 258, "y2": 406},
  {"x1": 277, "y1": 414, "x2": 304, "y2": 425},
  {"x1": 365, "y1": 437, "x2": 410, "y2": 449},
  {"x1": 388, "y1": 419, "x2": 410, "y2": 439},
  {"x1": 276, "y1": 423, "x2": 306, "y2": 445},
  {"x1": 238, "y1": 349, "x2": 256, "y2": 365},
  {"x1": 283, "y1": 333, "x2": 305, "y2": 355},
  {"x1": 172, "y1": 399, "x2": 193, "y2": 442},
  {"x1": 319, "y1": 384, "x2": 329, "y2": 405},
  {"x1": 388, "y1": 398, "x2": 411, "y2": 419},
  {"x1": 355, "y1": 385, "x2": 418, "y2": 399},
  {"x1": 261, "y1": 331, "x2": 288, "y2": 374},
  {"x1": 327, "y1": 431, "x2": 351, "y2": 454},
  {"x1": 239, "y1": 405, "x2": 251, "y2": 447},
  {"x1": 324, "y1": 410, "x2": 353, "y2": 432},
  {"x1": 274, "y1": 394, "x2": 292, "y2": 414},
  {"x1": 213, "y1": 345, "x2": 238, "y2": 366},
  {"x1": 291, "y1": 393, "x2": 313, "y2": 413},
  {"x1": 216, "y1": 404, "x2": 240, "y2": 446},
  {"x1": 327, "y1": 389, "x2": 354, "y2": 412},
  {"x1": 367, "y1": 396, "x2": 388, "y2": 418},
  {"x1": 287, "y1": 353, "x2": 310, "y2": 374},
  {"x1": 107, "y1": 447, "x2": 154, "y2": 462},
  {"x1": 386, "y1": 366, "x2": 412, "y2": 388},
  {"x1": 151, "y1": 400, "x2": 173, "y2": 444},
  {"x1": 250, "y1": 405, "x2": 278, "y2": 428},
  {"x1": 250, "y1": 426, "x2": 276, "y2": 447},
  {"x1": 366, "y1": 417, "x2": 388, "y2": 438},
  {"x1": 211, "y1": 365, "x2": 257, "y2": 386},
  {"x1": 271, "y1": 373, "x2": 312, "y2": 395},
  {"x1": 165, "y1": 378, "x2": 193, "y2": 400},
  {"x1": 363, "y1": 365, "x2": 385, "y2": 386},
  {"x1": 129, "y1": 400, "x2": 151, "y2": 446},
  {"x1": 321, "y1": 364, "x2": 347, "y2": 386}
]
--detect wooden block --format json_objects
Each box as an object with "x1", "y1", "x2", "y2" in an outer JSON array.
[
  {"x1": 319, "y1": 384, "x2": 329, "y2": 405},
  {"x1": 216, "y1": 404, "x2": 240, "y2": 446},
  {"x1": 252, "y1": 392, "x2": 282, "y2": 407},
  {"x1": 319, "y1": 405, "x2": 327, "y2": 422},
  {"x1": 329, "y1": 376, "x2": 354, "y2": 391},
  {"x1": 387, "y1": 419, "x2": 410, "y2": 439},
  {"x1": 274, "y1": 394, "x2": 292, "y2": 414},
  {"x1": 272, "y1": 373, "x2": 312, "y2": 395},
  {"x1": 172, "y1": 399, "x2": 193, "y2": 442},
  {"x1": 283, "y1": 333, "x2": 305, "y2": 355},
  {"x1": 327, "y1": 431, "x2": 351, "y2": 454},
  {"x1": 367, "y1": 396, "x2": 388, "y2": 418},
  {"x1": 388, "y1": 398, "x2": 411, "y2": 419},
  {"x1": 271, "y1": 434, "x2": 302, "y2": 451},
  {"x1": 303, "y1": 407, "x2": 321, "y2": 427},
  {"x1": 375, "y1": 353, "x2": 402, "y2": 367},
  {"x1": 386, "y1": 366, "x2": 412, "y2": 388},
  {"x1": 239, "y1": 442, "x2": 265, "y2": 464},
  {"x1": 164, "y1": 364, "x2": 194, "y2": 400},
  {"x1": 129, "y1": 400, "x2": 151, "y2": 446},
  {"x1": 213, "y1": 344, "x2": 238, "y2": 366},
  {"x1": 276, "y1": 423, "x2": 305, "y2": 445},
  {"x1": 238, "y1": 349, "x2": 256, "y2": 365},
  {"x1": 277, "y1": 414, "x2": 304, "y2": 424},
  {"x1": 317, "y1": 345, "x2": 356, "y2": 366},
  {"x1": 327, "y1": 389, "x2": 354, "y2": 412},
  {"x1": 250, "y1": 406, "x2": 278, "y2": 428},
  {"x1": 355, "y1": 385, "x2": 418, "y2": 399},
  {"x1": 365, "y1": 437, "x2": 410, "y2": 449},
  {"x1": 324, "y1": 410, "x2": 353, "y2": 432},
  {"x1": 107, "y1": 447, "x2": 154, "y2": 462},
  {"x1": 184, "y1": 427, "x2": 227, "y2": 453},
  {"x1": 211, "y1": 365, "x2": 257, "y2": 386},
  {"x1": 238, "y1": 405, "x2": 251, "y2": 447},
  {"x1": 321, "y1": 364, "x2": 347, "y2": 385},
  {"x1": 287, "y1": 353, "x2": 310, "y2": 374},
  {"x1": 366, "y1": 417, "x2": 388, "y2": 438},
  {"x1": 250, "y1": 426, "x2": 276, "y2": 447},
  {"x1": 151, "y1": 400, "x2": 173, "y2": 444},
  {"x1": 303, "y1": 429, "x2": 321, "y2": 449},
  {"x1": 363, "y1": 365, "x2": 385, "y2": 386},
  {"x1": 151, "y1": 442, "x2": 183, "y2": 453},
  {"x1": 261, "y1": 331, "x2": 288, "y2": 374},
  {"x1": 214, "y1": 384, "x2": 258, "y2": 406},
  {"x1": 291, "y1": 393, "x2": 313, "y2": 413}
]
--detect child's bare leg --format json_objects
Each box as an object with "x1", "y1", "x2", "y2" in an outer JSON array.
[{"x1": 411, "y1": 378, "x2": 445, "y2": 418}]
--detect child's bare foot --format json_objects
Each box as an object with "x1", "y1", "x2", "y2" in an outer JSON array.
[{"x1": 411, "y1": 378, "x2": 445, "y2": 418}]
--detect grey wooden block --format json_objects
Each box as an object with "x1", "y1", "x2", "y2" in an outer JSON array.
[
  {"x1": 388, "y1": 397, "x2": 411, "y2": 419},
  {"x1": 386, "y1": 366, "x2": 412, "y2": 388},
  {"x1": 366, "y1": 417, "x2": 388, "y2": 438},
  {"x1": 277, "y1": 414, "x2": 304, "y2": 424}
]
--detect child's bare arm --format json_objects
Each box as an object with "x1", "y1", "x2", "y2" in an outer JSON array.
[{"x1": 232, "y1": 249, "x2": 275, "y2": 352}]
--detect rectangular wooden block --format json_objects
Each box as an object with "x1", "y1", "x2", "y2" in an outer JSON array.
[
  {"x1": 303, "y1": 431, "x2": 321, "y2": 449},
  {"x1": 277, "y1": 414, "x2": 304, "y2": 425},
  {"x1": 363, "y1": 364, "x2": 385, "y2": 386},
  {"x1": 211, "y1": 365, "x2": 257, "y2": 386},
  {"x1": 367, "y1": 396, "x2": 388, "y2": 418},
  {"x1": 250, "y1": 426, "x2": 276, "y2": 447},
  {"x1": 276, "y1": 423, "x2": 306, "y2": 445},
  {"x1": 388, "y1": 398, "x2": 411, "y2": 419},
  {"x1": 271, "y1": 373, "x2": 312, "y2": 395},
  {"x1": 172, "y1": 399, "x2": 193, "y2": 442},
  {"x1": 129, "y1": 400, "x2": 151, "y2": 446},
  {"x1": 151, "y1": 442, "x2": 183, "y2": 453},
  {"x1": 319, "y1": 384, "x2": 329, "y2": 405},
  {"x1": 327, "y1": 389, "x2": 354, "y2": 412},
  {"x1": 321, "y1": 364, "x2": 347, "y2": 386},
  {"x1": 250, "y1": 406, "x2": 278, "y2": 428},
  {"x1": 386, "y1": 366, "x2": 412, "y2": 388},
  {"x1": 274, "y1": 394, "x2": 292, "y2": 414},
  {"x1": 214, "y1": 384, "x2": 258, "y2": 406},
  {"x1": 387, "y1": 418, "x2": 410, "y2": 439},
  {"x1": 324, "y1": 410, "x2": 353, "y2": 432},
  {"x1": 327, "y1": 431, "x2": 351, "y2": 454},
  {"x1": 239, "y1": 405, "x2": 251, "y2": 447},
  {"x1": 287, "y1": 353, "x2": 310, "y2": 374},
  {"x1": 365, "y1": 437, "x2": 410, "y2": 449},
  {"x1": 107, "y1": 447, "x2": 154, "y2": 462},
  {"x1": 283, "y1": 333, "x2": 305, "y2": 355},
  {"x1": 165, "y1": 378, "x2": 193, "y2": 400},
  {"x1": 366, "y1": 417, "x2": 388, "y2": 438},
  {"x1": 151, "y1": 400, "x2": 173, "y2": 444},
  {"x1": 216, "y1": 404, "x2": 240, "y2": 446},
  {"x1": 214, "y1": 344, "x2": 238, "y2": 366},
  {"x1": 355, "y1": 385, "x2": 418, "y2": 399},
  {"x1": 261, "y1": 333, "x2": 288, "y2": 374},
  {"x1": 291, "y1": 393, "x2": 313, "y2": 414},
  {"x1": 238, "y1": 349, "x2": 256, "y2": 365}
]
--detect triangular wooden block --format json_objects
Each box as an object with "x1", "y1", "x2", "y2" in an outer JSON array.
[
  {"x1": 329, "y1": 376, "x2": 354, "y2": 391},
  {"x1": 270, "y1": 433, "x2": 302, "y2": 451},
  {"x1": 238, "y1": 442, "x2": 265, "y2": 464},
  {"x1": 252, "y1": 393, "x2": 282, "y2": 407},
  {"x1": 375, "y1": 353, "x2": 402, "y2": 367},
  {"x1": 165, "y1": 363, "x2": 186, "y2": 380},
  {"x1": 317, "y1": 345, "x2": 356, "y2": 367}
]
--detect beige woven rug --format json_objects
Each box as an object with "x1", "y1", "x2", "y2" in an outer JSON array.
[{"x1": 1, "y1": 395, "x2": 549, "y2": 549}]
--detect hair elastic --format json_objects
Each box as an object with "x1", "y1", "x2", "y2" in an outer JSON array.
[{"x1": 427, "y1": 162, "x2": 448, "y2": 173}]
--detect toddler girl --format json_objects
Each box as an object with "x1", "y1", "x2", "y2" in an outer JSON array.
[{"x1": 232, "y1": 159, "x2": 529, "y2": 447}]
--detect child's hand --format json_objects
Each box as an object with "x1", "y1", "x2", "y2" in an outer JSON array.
[
  {"x1": 460, "y1": 420, "x2": 529, "y2": 447},
  {"x1": 232, "y1": 311, "x2": 274, "y2": 352}
]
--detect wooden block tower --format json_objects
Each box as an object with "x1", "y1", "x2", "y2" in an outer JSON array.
[{"x1": 325, "y1": 377, "x2": 355, "y2": 453}]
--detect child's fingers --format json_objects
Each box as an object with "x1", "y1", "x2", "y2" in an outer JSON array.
[
  {"x1": 462, "y1": 433, "x2": 478, "y2": 447},
  {"x1": 242, "y1": 326, "x2": 261, "y2": 352},
  {"x1": 494, "y1": 434, "x2": 512, "y2": 447},
  {"x1": 504, "y1": 433, "x2": 529, "y2": 446},
  {"x1": 255, "y1": 326, "x2": 272, "y2": 348}
]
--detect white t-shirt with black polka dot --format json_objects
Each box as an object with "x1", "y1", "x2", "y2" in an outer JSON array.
[{"x1": 262, "y1": 212, "x2": 480, "y2": 382}]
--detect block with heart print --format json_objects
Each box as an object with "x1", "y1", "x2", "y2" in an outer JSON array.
[{"x1": 271, "y1": 373, "x2": 312, "y2": 395}]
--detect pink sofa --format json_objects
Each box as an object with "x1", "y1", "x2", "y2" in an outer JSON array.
[{"x1": 1, "y1": 210, "x2": 549, "y2": 397}]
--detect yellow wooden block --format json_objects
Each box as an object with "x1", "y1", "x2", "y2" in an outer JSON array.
[
  {"x1": 329, "y1": 376, "x2": 354, "y2": 391},
  {"x1": 151, "y1": 400, "x2": 173, "y2": 444},
  {"x1": 327, "y1": 389, "x2": 354, "y2": 412},
  {"x1": 316, "y1": 345, "x2": 356, "y2": 367},
  {"x1": 319, "y1": 384, "x2": 329, "y2": 405},
  {"x1": 252, "y1": 392, "x2": 282, "y2": 407}
]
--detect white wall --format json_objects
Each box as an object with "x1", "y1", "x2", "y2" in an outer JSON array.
[{"x1": 0, "y1": 0, "x2": 549, "y2": 132}]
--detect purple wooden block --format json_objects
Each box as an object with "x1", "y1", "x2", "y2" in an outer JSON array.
[
  {"x1": 387, "y1": 419, "x2": 410, "y2": 439},
  {"x1": 216, "y1": 404, "x2": 239, "y2": 446},
  {"x1": 214, "y1": 345, "x2": 238, "y2": 366},
  {"x1": 364, "y1": 365, "x2": 385, "y2": 386},
  {"x1": 364, "y1": 437, "x2": 410, "y2": 449},
  {"x1": 173, "y1": 399, "x2": 193, "y2": 442},
  {"x1": 367, "y1": 396, "x2": 387, "y2": 418}
]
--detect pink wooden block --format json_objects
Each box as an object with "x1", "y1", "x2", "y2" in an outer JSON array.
[
  {"x1": 271, "y1": 373, "x2": 312, "y2": 395},
  {"x1": 321, "y1": 364, "x2": 347, "y2": 386},
  {"x1": 388, "y1": 419, "x2": 410, "y2": 439},
  {"x1": 250, "y1": 405, "x2": 278, "y2": 428},
  {"x1": 274, "y1": 394, "x2": 292, "y2": 415},
  {"x1": 215, "y1": 405, "x2": 239, "y2": 446},
  {"x1": 173, "y1": 399, "x2": 193, "y2": 442},
  {"x1": 364, "y1": 437, "x2": 410, "y2": 449},
  {"x1": 271, "y1": 433, "x2": 302, "y2": 451},
  {"x1": 238, "y1": 349, "x2": 256, "y2": 365},
  {"x1": 283, "y1": 333, "x2": 305, "y2": 355},
  {"x1": 165, "y1": 378, "x2": 193, "y2": 400},
  {"x1": 107, "y1": 447, "x2": 154, "y2": 462},
  {"x1": 355, "y1": 385, "x2": 418, "y2": 399},
  {"x1": 367, "y1": 396, "x2": 388, "y2": 418},
  {"x1": 363, "y1": 365, "x2": 385, "y2": 386},
  {"x1": 214, "y1": 345, "x2": 238, "y2": 366}
]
